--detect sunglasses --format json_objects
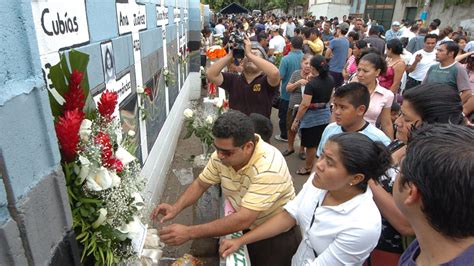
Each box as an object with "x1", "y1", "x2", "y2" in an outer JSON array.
[{"x1": 212, "y1": 143, "x2": 244, "y2": 157}]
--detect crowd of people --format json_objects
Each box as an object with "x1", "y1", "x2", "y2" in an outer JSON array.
[{"x1": 152, "y1": 13, "x2": 474, "y2": 266}]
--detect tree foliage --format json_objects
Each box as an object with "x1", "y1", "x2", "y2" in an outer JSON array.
[{"x1": 202, "y1": 0, "x2": 306, "y2": 13}]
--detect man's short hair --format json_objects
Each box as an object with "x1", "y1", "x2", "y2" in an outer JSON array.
[
  {"x1": 418, "y1": 27, "x2": 429, "y2": 35},
  {"x1": 291, "y1": 36, "x2": 304, "y2": 50},
  {"x1": 212, "y1": 110, "x2": 256, "y2": 146},
  {"x1": 400, "y1": 124, "x2": 474, "y2": 238},
  {"x1": 440, "y1": 41, "x2": 460, "y2": 58},
  {"x1": 333, "y1": 82, "x2": 370, "y2": 113},
  {"x1": 310, "y1": 28, "x2": 321, "y2": 37},
  {"x1": 368, "y1": 25, "x2": 380, "y2": 35},
  {"x1": 249, "y1": 113, "x2": 273, "y2": 143},
  {"x1": 424, "y1": 33, "x2": 438, "y2": 42},
  {"x1": 257, "y1": 31, "x2": 268, "y2": 42}
]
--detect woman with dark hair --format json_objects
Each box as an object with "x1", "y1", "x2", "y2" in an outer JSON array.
[
  {"x1": 220, "y1": 132, "x2": 391, "y2": 265},
  {"x1": 454, "y1": 36, "x2": 474, "y2": 63},
  {"x1": 342, "y1": 39, "x2": 368, "y2": 81},
  {"x1": 354, "y1": 52, "x2": 394, "y2": 139},
  {"x1": 379, "y1": 39, "x2": 406, "y2": 94},
  {"x1": 366, "y1": 83, "x2": 465, "y2": 265},
  {"x1": 290, "y1": 55, "x2": 334, "y2": 175}
]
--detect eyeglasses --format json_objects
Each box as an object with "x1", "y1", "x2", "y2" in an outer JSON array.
[{"x1": 212, "y1": 143, "x2": 244, "y2": 157}]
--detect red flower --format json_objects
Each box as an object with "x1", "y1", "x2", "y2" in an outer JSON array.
[
  {"x1": 144, "y1": 87, "x2": 152, "y2": 97},
  {"x1": 223, "y1": 100, "x2": 229, "y2": 110},
  {"x1": 55, "y1": 109, "x2": 83, "y2": 162},
  {"x1": 70, "y1": 70, "x2": 84, "y2": 88},
  {"x1": 98, "y1": 90, "x2": 118, "y2": 120},
  {"x1": 95, "y1": 132, "x2": 115, "y2": 168},
  {"x1": 208, "y1": 83, "x2": 216, "y2": 95},
  {"x1": 112, "y1": 159, "x2": 123, "y2": 173},
  {"x1": 63, "y1": 70, "x2": 86, "y2": 114}
]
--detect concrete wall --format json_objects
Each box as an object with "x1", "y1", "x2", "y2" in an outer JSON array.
[
  {"x1": 309, "y1": 3, "x2": 351, "y2": 19},
  {"x1": 1, "y1": 0, "x2": 201, "y2": 264},
  {"x1": 392, "y1": 0, "x2": 474, "y2": 34}
]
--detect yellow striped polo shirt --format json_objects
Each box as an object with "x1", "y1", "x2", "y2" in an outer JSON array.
[{"x1": 199, "y1": 135, "x2": 296, "y2": 229}]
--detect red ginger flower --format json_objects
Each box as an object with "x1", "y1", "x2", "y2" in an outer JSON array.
[
  {"x1": 55, "y1": 109, "x2": 83, "y2": 162},
  {"x1": 98, "y1": 90, "x2": 118, "y2": 120},
  {"x1": 63, "y1": 70, "x2": 85, "y2": 115}
]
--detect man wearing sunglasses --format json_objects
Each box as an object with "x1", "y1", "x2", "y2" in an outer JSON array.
[{"x1": 152, "y1": 110, "x2": 298, "y2": 265}]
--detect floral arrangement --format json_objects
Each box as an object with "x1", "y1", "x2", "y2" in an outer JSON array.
[
  {"x1": 182, "y1": 98, "x2": 229, "y2": 158},
  {"x1": 47, "y1": 50, "x2": 145, "y2": 265},
  {"x1": 137, "y1": 85, "x2": 152, "y2": 120},
  {"x1": 163, "y1": 67, "x2": 173, "y2": 87},
  {"x1": 183, "y1": 107, "x2": 215, "y2": 158},
  {"x1": 177, "y1": 48, "x2": 187, "y2": 65},
  {"x1": 206, "y1": 45, "x2": 227, "y2": 60}
]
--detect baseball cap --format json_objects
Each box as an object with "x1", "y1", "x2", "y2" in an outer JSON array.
[
  {"x1": 270, "y1": 25, "x2": 280, "y2": 32},
  {"x1": 337, "y1": 22, "x2": 350, "y2": 31},
  {"x1": 392, "y1": 21, "x2": 401, "y2": 26},
  {"x1": 251, "y1": 41, "x2": 269, "y2": 60}
]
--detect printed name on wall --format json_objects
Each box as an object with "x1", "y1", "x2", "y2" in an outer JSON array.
[{"x1": 31, "y1": 1, "x2": 89, "y2": 56}]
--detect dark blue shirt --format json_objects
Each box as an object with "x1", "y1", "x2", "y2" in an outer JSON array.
[{"x1": 399, "y1": 239, "x2": 474, "y2": 265}]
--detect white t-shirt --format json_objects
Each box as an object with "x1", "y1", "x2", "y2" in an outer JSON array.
[
  {"x1": 285, "y1": 175, "x2": 381, "y2": 266},
  {"x1": 401, "y1": 29, "x2": 416, "y2": 41},
  {"x1": 280, "y1": 22, "x2": 288, "y2": 37},
  {"x1": 317, "y1": 122, "x2": 391, "y2": 157},
  {"x1": 269, "y1": 35, "x2": 286, "y2": 53},
  {"x1": 215, "y1": 24, "x2": 225, "y2": 36},
  {"x1": 408, "y1": 49, "x2": 437, "y2": 81}
]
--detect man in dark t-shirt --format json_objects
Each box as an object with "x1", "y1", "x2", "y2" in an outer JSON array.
[
  {"x1": 207, "y1": 38, "x2": 280, "y2": 118},
  {"x1": 395, "y1": 124, "x2": 474, "y2": 266}
]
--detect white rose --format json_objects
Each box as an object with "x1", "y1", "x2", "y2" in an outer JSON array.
[
  {"x1": 183, "y1": 108, "x2": 194, "y2": 118},
  {"x1": 117, "y1": 216, "x2": 143, "y2": 240},
  {"x1": 131, "y1": 192, "x2": 144, "y2": 210},
  {"x1": 116, "y1": 146, "x2": 136, "y2": 166},
  {"x1": 128, "y1": 130, "x2": 136, "y2": 137},
  {"x1": 77, "y1": 156, "x2": 91, "y2": 184},
  {"x1": 200, "y1": 66, "x2": 205, "y2": 71},
  {"x1": 125, "y1": 216, "x2": 144, "y2": 241},
  {"x1": 136, "y1": 85, "x2": 144, "y2": 94},
  {"x1": 206, "y1": 115, "x2": 214, "y2": 124},
  {"x1": 177, "y1": 52, "x2": 182, "y2": 57},
  {"x1": 85, "y1": 167, "x2": 113, "y2": 191},
  {"x1": 79, "y1": 119, "x2": 92, "y2": 141},
  {"x1": 92, "y1": 208, "x2": 108, "y2": 229},
  {"x1": 215, "y1": 98, "x2": 223, "y2": 108},
  {"x1": 110, "y1": 172, "x2": 121, "y2": 187}
]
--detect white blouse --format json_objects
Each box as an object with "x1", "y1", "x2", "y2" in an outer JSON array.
[{"x1": 284, "y1": 173, "x2": 381, "y2": 266}]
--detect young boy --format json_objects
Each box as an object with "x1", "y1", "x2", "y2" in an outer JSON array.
[{"x1": 316, "y1": 82, "x2": 391, "y2": 158}]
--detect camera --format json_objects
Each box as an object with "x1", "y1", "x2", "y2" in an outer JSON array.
[{"x1": 229, "y1": 31, "x2": 245, "y2": 59}]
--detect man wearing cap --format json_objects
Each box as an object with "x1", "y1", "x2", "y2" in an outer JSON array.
[
  {"x1": 385, "y1": 21, "x2": 402, "y2": 42},
  {"x1": 268, "y1": 25, "x2": 286, "y2": 56},
  {"x1": 325, "y1": 22, "x2": 350, "y2": 88},
  {"x1": 206, "y1": 37, "x2": 280, "y2": 119}
]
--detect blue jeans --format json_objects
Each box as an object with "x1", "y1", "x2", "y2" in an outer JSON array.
[{"x1": 278, "y1": 99, "x2": 289, "y2": 139}]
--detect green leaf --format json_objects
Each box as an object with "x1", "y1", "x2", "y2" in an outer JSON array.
[
  {"x1": 49, "y1": 62, "x2": 68, "y2": 97},
  {"x1": 47, "y1": 89, "x2": 63, "y2": 119},
  {"x1": 60, "y1": 53, "x2": 71, "y2": 81},
  {"x1": 79, "y1": 197, "x2": 102, "y2": 204}
]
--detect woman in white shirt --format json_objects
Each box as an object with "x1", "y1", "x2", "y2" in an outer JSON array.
[{"x1": 220, "y1": 132, "x2": 391, "y2": 265}]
